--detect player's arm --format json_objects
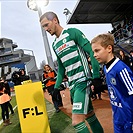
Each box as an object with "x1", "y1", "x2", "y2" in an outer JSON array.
[
  {"x1": 82, "y1": 42, "x2": 100, "y2": 79},
  {"x1": 51, "y1": 70, "x2": 57, "y2": 80},
  {"x1": 69, "y1": 28, "x2": 100, "y2": 79},
  {"x1": 53, "y1": 70, "x2": 57, "y2": 77},
  {"x1": 54, "y1": 56, "x2": 65, "y2": 89}
]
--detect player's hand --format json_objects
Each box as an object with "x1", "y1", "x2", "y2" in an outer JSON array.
[
  {"x1": 92, "y1": 78, "x2": 103, "y2": 92},
  {"x1": 92, "y1": 78, "x2": 102, "y2": 85},
  {"x1": 59, "y1": 84, "x2": 66, "y2": 91}
]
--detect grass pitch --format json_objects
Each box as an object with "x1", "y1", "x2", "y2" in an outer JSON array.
[{"x1": 0, "y1": 96, "x2": 75, "y2": 133}]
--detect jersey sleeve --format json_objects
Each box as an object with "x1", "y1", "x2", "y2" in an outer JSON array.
[
  {"x1": 118, "y1": 66, "x2": 133, "y2": 95},
  {"x1": 68, "y1": 28, "x2": 100, "y2": 79},
  {"x1": 52, "y1": 41, "x2": 65, "y2": 89},
  {"x1": 53, "y1": 70, "x2": 57, "y2": 77},
  {"x1": 54, "y1": 54, "x2": 65, "y2": 89},
  {"x1": 68, "y1": 28, "x2": 89, "y2": 48},
  {"x1": 82, "y1": 43, "x2": 100, "y2": 79}
]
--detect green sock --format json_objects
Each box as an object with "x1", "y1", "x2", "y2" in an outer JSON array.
[
  {"x1": 86, "y1": 114, "x2": 104, "y2": 133},
  {"x1": 73, "y1": 121, "x2": 90, "y2": 133}
]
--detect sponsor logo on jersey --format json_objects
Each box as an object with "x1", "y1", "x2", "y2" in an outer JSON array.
[
  {"x1": 73, "y1": 102, "x2": 82, "y2": 110},
  {"x1": 55, "y1": 43, "x2": 68, "y2": 54},
  {"x1": 59, "y1": 43, "x2": 67, "y2": 51},
  {"x1": 108, "y1": 85, "x2": 123, "y2": 108},
  {"x1": 108, "y1": 85, "x2": 117, "y2": 100},
  {"x1": 63, "y1": 38, "x2": 66, "y2": 43},
  {"x1": 110, "y1": 78, "x2": 116, "y2": 85},
  {"x1": 110, "y1": 101, "x2": 122, "y2": 108}
]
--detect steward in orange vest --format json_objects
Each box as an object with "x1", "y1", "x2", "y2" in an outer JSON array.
[
  {"x1": 43, "y1": 70, "x2": 56, "y2": 87},
  {"x1": 42, "y1": 65, "x2": 63, "y2": 113}
]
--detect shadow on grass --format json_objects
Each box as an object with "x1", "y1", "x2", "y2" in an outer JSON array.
[
  {"x1": 46, "y1": 100, "x2": 76, "y2": 133},
  {"x1": 49, "y1": 111, "x2": 75, "y2": 133}
]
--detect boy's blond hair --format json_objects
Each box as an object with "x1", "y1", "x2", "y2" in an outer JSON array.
[{"x1": 91, "y1": 33, "x2": 115, "y2": 52}]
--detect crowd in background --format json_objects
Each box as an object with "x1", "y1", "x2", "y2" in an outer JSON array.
[
  {"x1": 118, "y1": 50, "x2": 133, "y2": 72},
  {"x1": 110, "y1": 15, "x2": 132, "y2": 43},
  {"x1": 11, "y1": 69, "x2": 30, "y2": 86}
]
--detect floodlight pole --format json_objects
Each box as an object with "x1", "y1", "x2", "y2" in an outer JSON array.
[
  {"x1": 27, "y1": 0, "x2": 55, "y2": 70},
  {"x1": 37, "y1": 6, "x2": 55, "y2": 70}
]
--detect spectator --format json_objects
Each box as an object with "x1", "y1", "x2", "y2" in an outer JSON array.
[
  {"x1": 42, "y1": 65, "x2": 63, "y2": 113},
  {"x1": 129, "y1": 50, "x2": 133, "y2": 71},
  {"x1": 11, "y1": 69, "x2": 30, "y2": 86},
  {"x1": 110, "y1": 15, "x2": 132, "y2": 42},
  {"x1": 0, "y1": 77, "x2": 14, "y2": 115},
  {"x1": 8, "y1": 80, "x2": 14, "y2": 92},
  {"x1": 0, "y1": 82, "x2": 12, "y2": 126},
  {"x1": 19, "y1": 69, "x2": 30, "y2": 83},
  {"x1": 90, "y1": 85, "x2": 102, "y2": 101},
  {"x1": 11, "y1": 71, "x2": 21, "y2": 85},
  {"x1": 119, "y1": 50, "x2": 130, "y2": 67}
]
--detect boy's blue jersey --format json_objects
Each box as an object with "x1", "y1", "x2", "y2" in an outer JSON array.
[{"x1": 104, "y1": 58, "x2": 133, "y2": 123}]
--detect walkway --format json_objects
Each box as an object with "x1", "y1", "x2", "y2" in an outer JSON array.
[{"x1": 44, "y1": 89, "x2": 113, "y2": 133}]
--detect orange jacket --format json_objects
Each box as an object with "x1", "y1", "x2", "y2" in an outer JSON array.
[
  {"x1": 0, "y1": 92, "x2": 10, "y2": 104},
  {"x1": 43, "y1": 70, "x2": 56, "y2": 87}
]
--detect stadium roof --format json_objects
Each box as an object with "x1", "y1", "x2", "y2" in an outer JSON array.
[{"x1": 67, "y1": 0, "x2": 132, "y2": 24}]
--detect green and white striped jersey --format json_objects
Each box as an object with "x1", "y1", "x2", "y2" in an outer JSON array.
[{"x1": 52, "y1": 28, "x2": 100, "y2": 89}]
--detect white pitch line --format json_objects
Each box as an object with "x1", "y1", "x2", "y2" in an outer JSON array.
[{"x1": 47, "y1": 108, "x2": 56, "y2": 113}]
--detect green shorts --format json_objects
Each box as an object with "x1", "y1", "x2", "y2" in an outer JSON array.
[{"x1": 70, "y1": 81, "x2": 93, "y2": 114}]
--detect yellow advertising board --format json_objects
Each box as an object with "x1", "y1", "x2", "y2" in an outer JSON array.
[{"x1": 15, "y1": 81, "x2": 51, "y2": 133}]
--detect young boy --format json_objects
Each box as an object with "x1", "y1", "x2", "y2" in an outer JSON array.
[{"x1": 91, "y1": 33, "x2": 133, "y2": 133}]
